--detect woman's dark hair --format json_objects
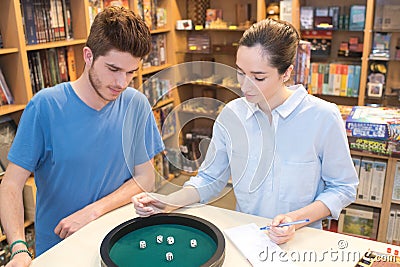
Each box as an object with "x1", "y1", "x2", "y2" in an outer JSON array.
[
  {"x1": 239, "y1": 18, "x2": 300, "y2": 75},
  {"x1": 86, "y1": 6, "x2": 151, "y2": 61}
]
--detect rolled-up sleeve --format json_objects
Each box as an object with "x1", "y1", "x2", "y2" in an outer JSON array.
[{"x1": 315, "y1": 107, "x2": 359, "y2": 219}]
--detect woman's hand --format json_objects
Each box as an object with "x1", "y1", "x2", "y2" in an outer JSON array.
[
  {"x1": 132, "y1": 192, "x2": 172, "y2": 217},
  {"x1": 265, "y1": 214, "x2": 296, "y2": 244}
]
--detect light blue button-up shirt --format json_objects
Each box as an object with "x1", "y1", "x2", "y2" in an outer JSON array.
[{"x1": 184, "y1": 84, "x2": 358, "y2": 228}]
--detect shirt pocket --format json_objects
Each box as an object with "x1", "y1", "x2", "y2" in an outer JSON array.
[{"x1": 278, "y1": 160, "x2": 319, "y2": 203}]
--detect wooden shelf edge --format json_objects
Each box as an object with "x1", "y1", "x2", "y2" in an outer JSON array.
[
  {"x1": 26, "y1": 39, "x2": 87, "y2": 51},
  {"x1": 0, "y1": 104, "x2": 26, "y2": 116},
  {"x1": 150, "y1": 28, "x2": 170, "y2": 34},
  {"x1": 392, "y1": 200, "x2": 400, "y2": 205},
  {"x1": 142, "y1": 63, "x2": 172, "y2": 75},
  {"x1": 0, "y1": 48, "x2": 19, "y2": 55},
  {"x1": 350, "y1": 150, "x2": 391, "y2": 160},
  {"x1": 152, "y1": 98, "x2": 174, "y2": 110},
  {"x1": 354, "y1": 199, "x2": 383, "y2": 208},
  {"x1": 0, "y1": 221, "x2": 34, "y2": 243},
  {"x1": 162, "y1": 132, "x2": 175, "y2": 141}
]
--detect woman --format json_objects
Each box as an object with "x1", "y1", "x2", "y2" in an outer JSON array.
[{"x1": 133, "y1": 18, "x2": 358, "y2": 244}]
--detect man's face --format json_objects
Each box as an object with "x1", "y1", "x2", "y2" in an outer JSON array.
[{"x1": 88, "y1": 49, "x2": 141, "y2": 102}]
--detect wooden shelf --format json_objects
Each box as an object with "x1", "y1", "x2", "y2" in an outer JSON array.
[
  {"x1": 25, "y1": 39, "x2": 87, "y2": 51},
  {"x1": 0, "y1": 48, "x2": 18, "y2": 55},
  {"x1": 162, "y1": 132, "x2": 175, "y2": 141},
  {"x1": 0, "y1": 220, "x2": 34, "y2": 243},
  {"x1": 150, "y1": 28, "x2": 170, "y2": 34},
  {"x1": 392, "y1": 200, "x2": 400, "y2": 205},
  {"x1": 152, "y1": 98, "x2": 174, "y2": 110},
  {"x1": 354, "y1": 199, "x2": 383, "y2": 208},
  {"x1": 350, "y1": 150, "x2": 391, "y2": 160},
  {"x1": 0, "y1": 104, "x2": 26, "y2": 116},
  {"x1": 142, "y1": 63, "x2": 172, "y2": 75}
]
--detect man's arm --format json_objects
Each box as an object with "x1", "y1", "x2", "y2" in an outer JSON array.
[
  {"x1": 0, "y1": 162, "x2": 32, "y2": 266},
  {"x1": 54, "y1": 160, "x2": 155, "y2": 239}
]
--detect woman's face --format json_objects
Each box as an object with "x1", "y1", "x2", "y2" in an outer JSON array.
[{"x1": 236, "y1": 44, "x2": 285, "y2": 106}]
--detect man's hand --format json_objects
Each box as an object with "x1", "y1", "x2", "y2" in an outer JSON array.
[
  {"x1": 6, "y1": 252, "x2": 32, "y2": 267},
  {"x1": 265, "y1": 214, "x2": 295, "y2": 244},
  {"x1": 54, "y1": 204, "x2": 99, "y2": 239}
]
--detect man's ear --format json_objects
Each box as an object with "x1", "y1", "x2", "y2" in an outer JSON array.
[{"x1": 83, "y1": 47, "x2": 93, "y2": 66}]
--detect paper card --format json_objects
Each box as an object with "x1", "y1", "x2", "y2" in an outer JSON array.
[{"x1": 224, "y1": 223, "x2": 298, "y2": 266}]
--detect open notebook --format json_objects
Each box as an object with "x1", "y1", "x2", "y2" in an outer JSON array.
[{"x1": 224, "y1": 223, "x2": 298, "y2": 266}]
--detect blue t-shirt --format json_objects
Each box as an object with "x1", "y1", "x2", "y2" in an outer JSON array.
[{"x1": 8, "y1": 83, "x2": 164, "y2": 255}]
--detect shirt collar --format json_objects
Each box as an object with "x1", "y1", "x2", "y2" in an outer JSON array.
[{"x1": 245, "y1": 84, "x2": 308, "y2": 120}]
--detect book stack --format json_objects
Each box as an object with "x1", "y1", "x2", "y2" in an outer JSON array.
[
  {"x1": 143, "y1": 34, "x2": 167, "y2": 68},
  {"x1": 293, "y1": 40, "x2": 311, "y2": 90},
  {"x1": 353, "y1": 156, "x2": 387, "y2": 204},
  {"x1": 346, "y1": 106, "x2": 400, "y2": 158},
  {"x1": 386, "y1": 207, "x2": 400, "y2": 245},
  {"x1": 308, "y1": 63, "x2": 361, "y2": 97},
  {"x1": 370, "y1": 32, "x2": 392, "y2": 60},
  {"x1": 21, "y1": 0, "x2": 73, "y2": 45},
  {"x1": 27, "y1": 46, "x2": 76, "y2": 94},
  {"x1": 137, "y1": 0, "x2": 166, "y2": 30}
]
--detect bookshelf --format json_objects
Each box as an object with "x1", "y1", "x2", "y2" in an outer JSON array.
[
  {"x1": 290, "y1": 0, "x2": 373, "y2": 107},
  {"x1": 0, "y1": 0, "x2": 178, "y2": 261},
  {"x1": 349, "y1": 150, "x2": 399, "y2": 242},
  {"x1": 288, "y1": 0, "x2": 400, "y2": 244}
]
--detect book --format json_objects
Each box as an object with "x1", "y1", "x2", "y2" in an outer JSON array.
[
  {"x1": 353, "y1": 65, "x2": 361, "y2": 97},
  {"x1": 358, "y1": 158, "x2": 374, "y2": 201},
  {"x1": 66, "y1": 46, "x2": 77, "y2": 81},
  {"x1": 349, "y1": 5, "x2": 366, "y2": 31},
  {"x1": 369, "y1": 160, "x2": 386, "y2": 203},
  {"x1": 338, "y1": 204, "x2": 380, "y2": 240},
  {"x1": 0, "y1": 68, "x2": 14, "y2": 104},
  {"x1": 387, "y1": 209, "x2": 396, "y2": 243},
  {"x1": 382, "y1": 5, "x2": 400, "y2": 30},
  {"x1": 21, "y1": 0, "x2": 38, "y2": 44},
  {"x1": 61, "y1": 0, "x2": 73, "y2": 40},
  {"x1": 300, "y1": 6, "x2": 314, "y2": 30},
  {"x1": 392, "y1": 161, "x2": 400, "y2": 201},
  {"x1": 339, "y1": 64, "x2": 348, "y2": 96},
  {"x1": 0, "y1": 117, "x2": 17, "y2": 171},
  {"x1": 352, "y1": 156, "x2": 361, "y2": 178},
  {"x1": 394, "y1": 210, "x2": 400, "y2": 245}
]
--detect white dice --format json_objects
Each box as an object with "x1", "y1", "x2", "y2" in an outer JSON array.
[
  {"x1": 139, "y1": 240, "x2": 146, "y2": 249},
  {"x1": 190, "y1": 239, "x2": 197, "y2": 248},
  {"x1": 156, "y1": 235, "x2": 163, "y2": 243},
  {"x1": 166, "y1": 252, "x2": 173, "y2": 261},
  {"x1": 167, "y1": 236, "x2": 174, "y2": 245}
]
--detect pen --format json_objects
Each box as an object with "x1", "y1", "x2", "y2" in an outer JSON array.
[{"x1": 260, "y1": 219, "x2": 310, "y2": 230}]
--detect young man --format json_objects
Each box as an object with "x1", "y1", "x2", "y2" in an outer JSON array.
[{"x1": 0, "y1": 6, "x2": 163, "y2": 266}]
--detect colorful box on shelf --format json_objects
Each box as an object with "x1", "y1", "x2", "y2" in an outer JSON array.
[
  {"x1": 345, "y1": 106, "x2": 400, "y2": 141},
  {"x1": 348, "y1": 136, "x2": 400, "y2": 158}
]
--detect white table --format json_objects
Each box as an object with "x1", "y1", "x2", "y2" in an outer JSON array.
[{"x1": 31, "y1": 204, "x2": 399, "y2": 266}]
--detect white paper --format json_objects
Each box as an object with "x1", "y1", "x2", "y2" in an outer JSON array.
[{"x1": 224, "y1": 223, "x2": 298, "y2": 266}]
